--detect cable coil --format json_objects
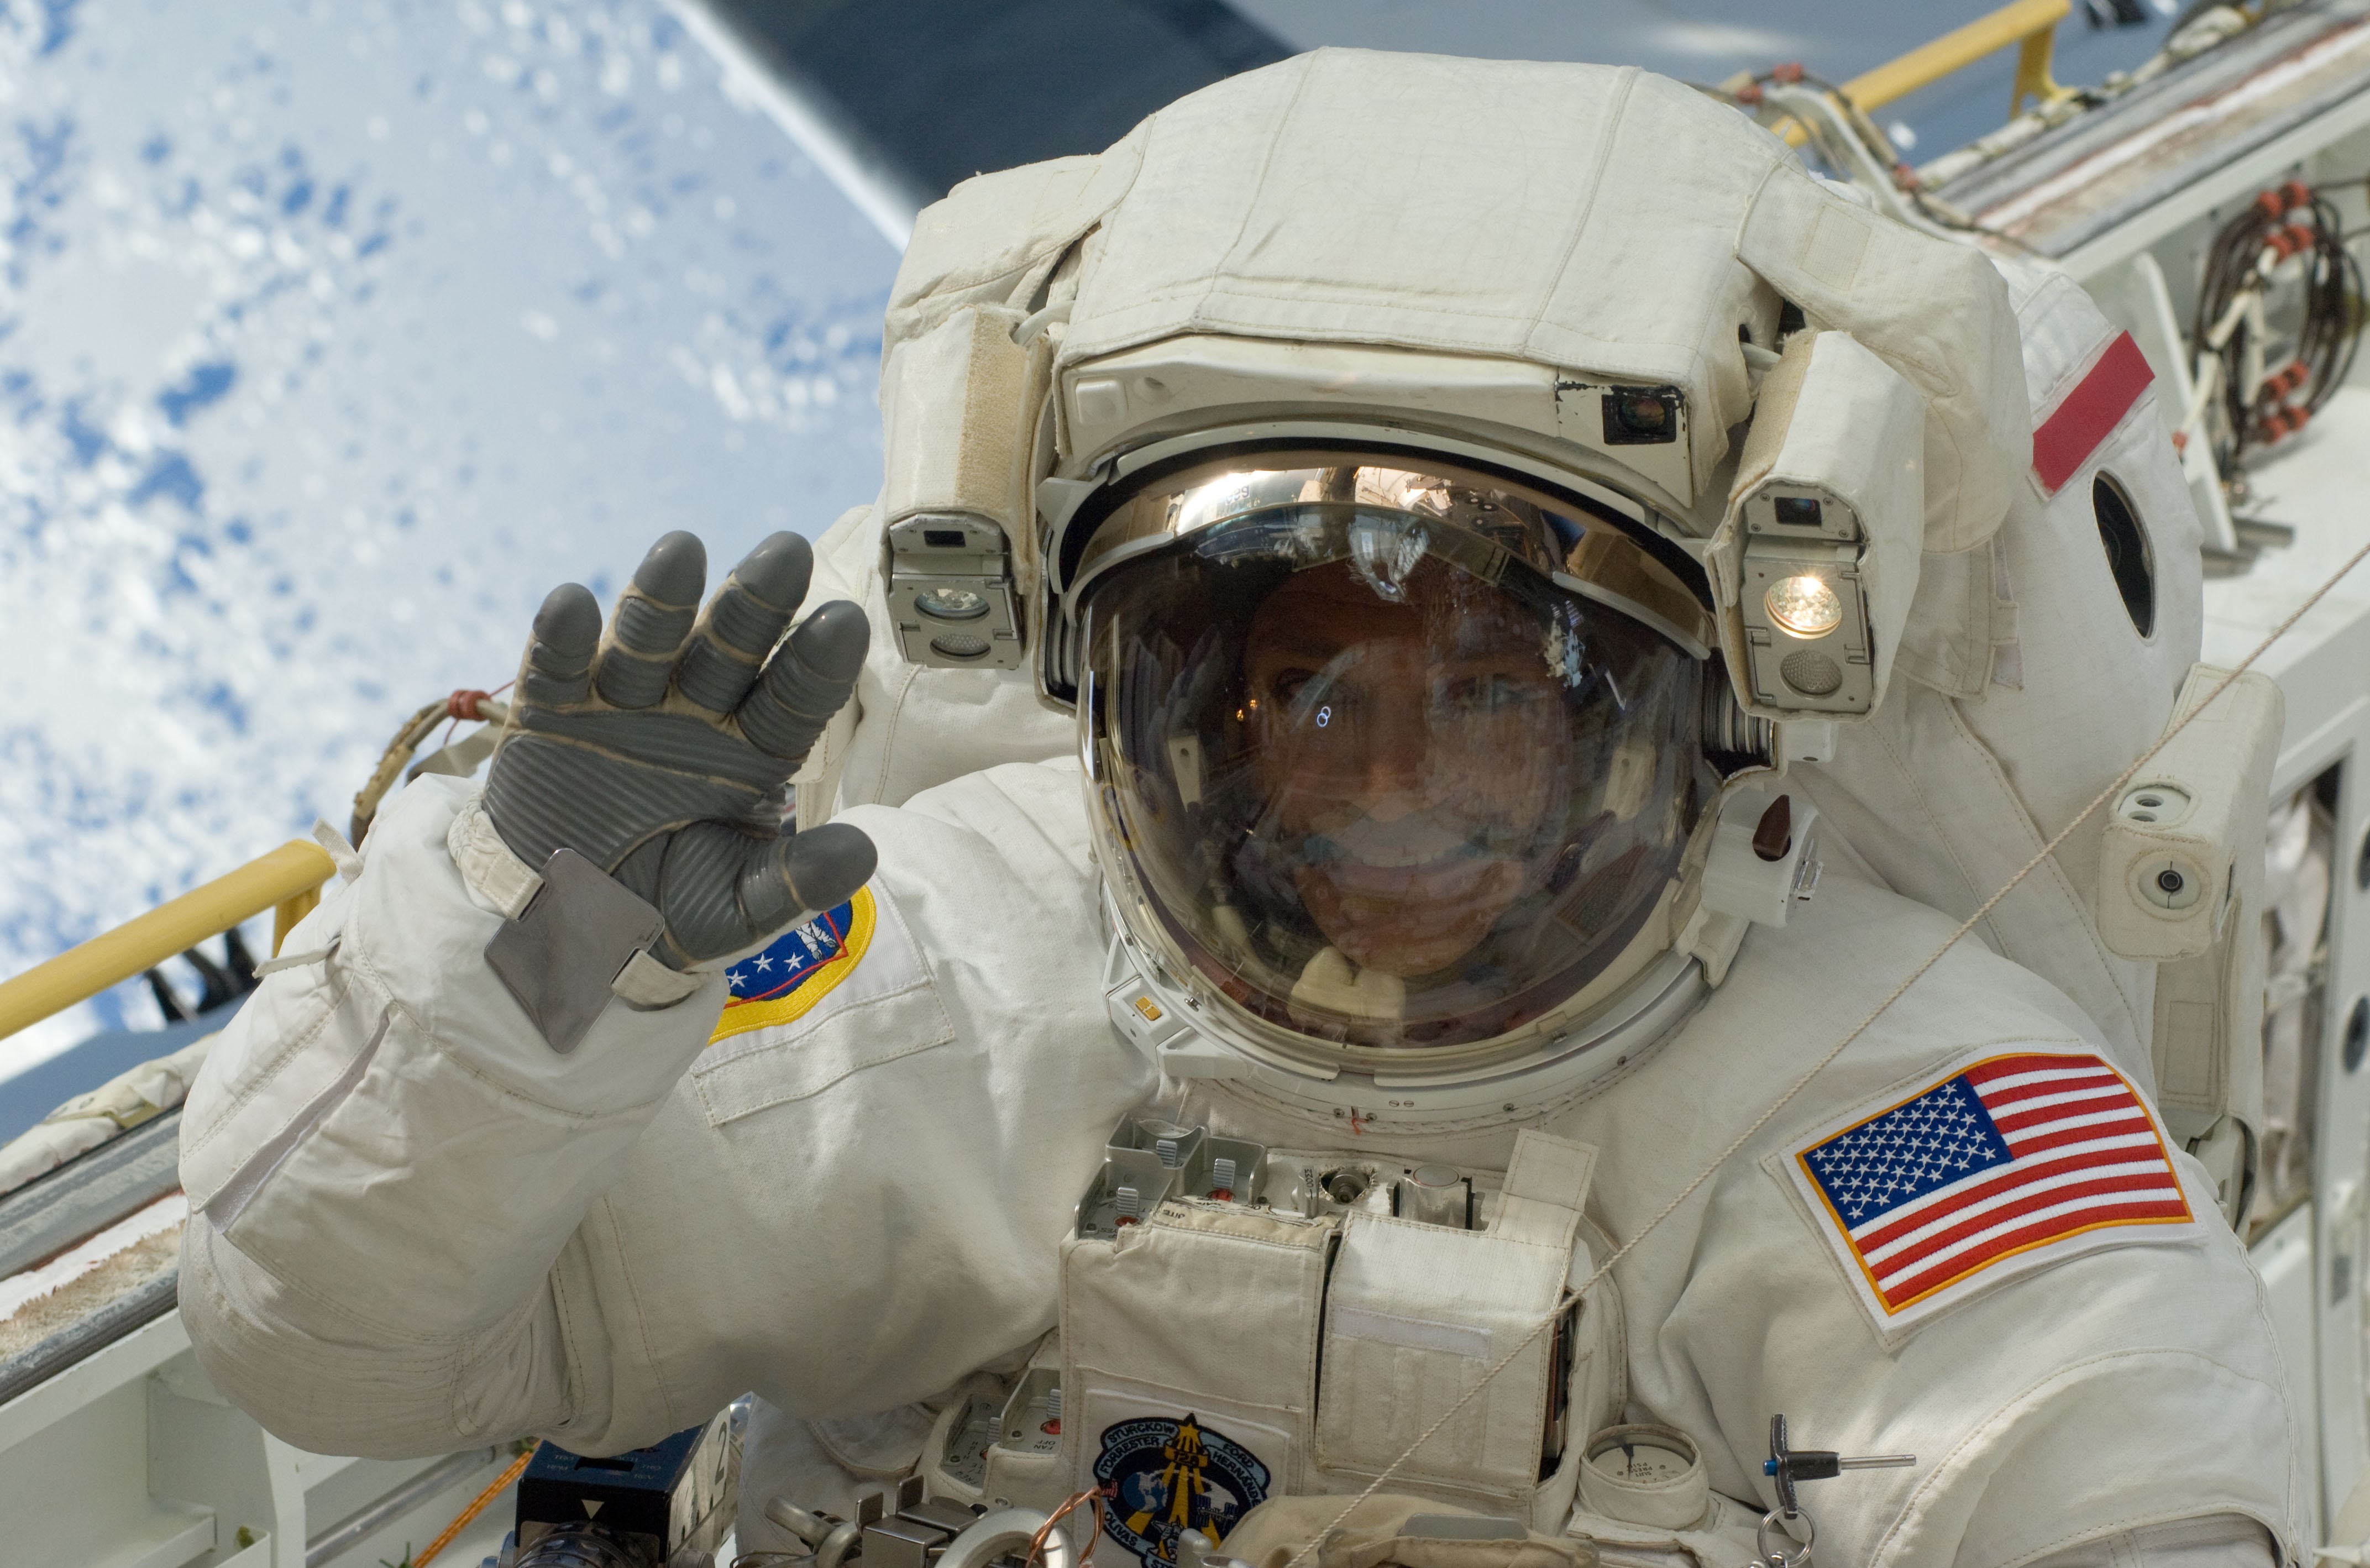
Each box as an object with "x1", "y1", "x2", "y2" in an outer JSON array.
[{"x1": 2191, "y1": 180, "x2": 2364, "y2": 474}]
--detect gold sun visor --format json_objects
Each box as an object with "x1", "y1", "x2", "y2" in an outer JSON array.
[
  {"x1": 1069, "y1": 454, "x2": 1714, "y2": 661},
  {"x1": 1073, "y1": 456, "x2": 1722, "y2": 1062}
]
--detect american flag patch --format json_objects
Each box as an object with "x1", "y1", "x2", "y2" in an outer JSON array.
[{"x1": 1790, "y1": 1052, "x2": 2199, "y2": 1327}]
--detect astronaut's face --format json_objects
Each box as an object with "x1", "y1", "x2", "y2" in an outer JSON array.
[
  {"x1": 1084, "y1": 461, "x2": 1708, "y2": 1052},
  {"x1": 1244, "y1": 559, "x2": 1570, "y2": 977}
]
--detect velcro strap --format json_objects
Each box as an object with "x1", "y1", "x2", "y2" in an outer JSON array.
[
  {"x1": 614, "y1": 948, "x2": 701, "y2": 1010},
  {"x1": 447, "y1": 799, "x2": 543, "y2": 919}
]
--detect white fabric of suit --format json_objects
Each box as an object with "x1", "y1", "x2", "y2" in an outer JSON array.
[{"x1": 180, "y1": 759, "x2": 2303, "y2": 1568}]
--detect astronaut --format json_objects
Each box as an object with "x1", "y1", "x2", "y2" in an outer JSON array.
[{"x1": 177, "y1": 51, "x2": 2302, "y2": 1568}]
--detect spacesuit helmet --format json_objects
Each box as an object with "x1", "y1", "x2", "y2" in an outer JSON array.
[
  {"x1": 873, "y1": 53, "x2": 2036, "y2": 1108},
  {"x1": 1068, "y1": 448, "x2": 1729, "y2": 1068}
]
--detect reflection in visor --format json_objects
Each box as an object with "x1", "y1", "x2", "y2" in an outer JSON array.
[{"x1": 1084, "y1": 503, "x2": 1711, "y2": 1052}]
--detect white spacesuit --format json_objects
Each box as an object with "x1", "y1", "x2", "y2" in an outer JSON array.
[{"x1": 179, "y1": 51, "x2": 2303, "y2": 1568}]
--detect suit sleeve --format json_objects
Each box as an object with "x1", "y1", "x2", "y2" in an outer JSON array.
[
  {"x1": 177, "y1": 773, "x2": 730, "y2": 1457},
  {"x1": 177, "y1": 758, "x2": 1149, "y2": 1462}
]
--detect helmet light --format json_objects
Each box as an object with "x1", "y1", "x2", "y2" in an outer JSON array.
[{"x1": 1764, "y1": 574, "x2": 1843, "y2": 639}]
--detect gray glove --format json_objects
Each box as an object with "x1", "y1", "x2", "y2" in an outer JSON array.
[{"x1": 483, "y1": 529, "x2": 876, "y2": 969}]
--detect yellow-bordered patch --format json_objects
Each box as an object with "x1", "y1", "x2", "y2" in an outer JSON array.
[{"x1": 708, "y1": 887, "x2": 875, "y2": 1042}]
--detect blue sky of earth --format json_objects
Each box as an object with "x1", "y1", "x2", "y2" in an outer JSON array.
[{"x1": 0, "y1": 0, "x2": 898, "y2": 1078}]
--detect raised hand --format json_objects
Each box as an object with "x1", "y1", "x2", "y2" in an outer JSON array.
[{"x1": 483, "y1": 530, "x2": 875, "y2": 969}]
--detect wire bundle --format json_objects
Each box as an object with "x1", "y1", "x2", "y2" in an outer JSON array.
[
  {"x1": 1705, "y1": 65, "x2": 2021, "y2": 245},
  {"x1": 2191, "y1": 180, "x2": 2364, "y2": 469}
]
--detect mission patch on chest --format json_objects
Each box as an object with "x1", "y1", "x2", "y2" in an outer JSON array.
[{"x1": 1094, "y1": 1414, "x2": 1272, "y2": 1568}]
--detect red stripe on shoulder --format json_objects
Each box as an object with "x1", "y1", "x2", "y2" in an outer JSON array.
[{"x1": 2032, "y1": 333, "x2": 2154, "y2": 496}]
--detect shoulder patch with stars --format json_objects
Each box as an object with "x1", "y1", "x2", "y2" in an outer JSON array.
[
  {"x1": 1788, "y1": 1050, "x2": 2201, "y2": 1329},
  {"x1": 709, "y1": 887, "x2": 876, "y2": 1043}
]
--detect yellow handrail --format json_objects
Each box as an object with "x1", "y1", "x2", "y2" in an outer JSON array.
[
  {"x1": 1778, "y1": 0, "x2": 2074, "y2": 147},
  {"x1": 0, "y1": 840, "x2": 336, "y2": 1043},
  {"x1": 1841, "y1": 0, "x2": 2072, "y2": 116}
]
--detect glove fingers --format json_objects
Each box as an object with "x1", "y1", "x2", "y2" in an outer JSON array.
[
  {"x1": 738, "y1": 822, "x2": 877, "y2": 936},
  {"x1": 675, "y1": 531, "x2": 814, "y2": 714},
  {"x1": 738, "y1": 600, "x2": 868, "y2": 761},
  {"x1": 519, "y1": 583, "x2": 601, "y2": 707},
  {"x1": 595, "y1": 531, "x2": 707, "y2": 710}
]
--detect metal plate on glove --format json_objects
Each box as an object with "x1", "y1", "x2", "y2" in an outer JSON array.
[{"x1": 486, "y1": 847, "x2": 665, "y2": 1054}]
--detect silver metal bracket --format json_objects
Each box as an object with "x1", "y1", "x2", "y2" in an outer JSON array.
[
  {"x1": 484, "y1": 847, "x2": 664, "y2": 1055},
  {"x1": 885, "y1": 512, "x2": 1025, "y2": 669},
  {"x1": 1756, "y1": 1413, "x2": 1915, "y2": 1568}
]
